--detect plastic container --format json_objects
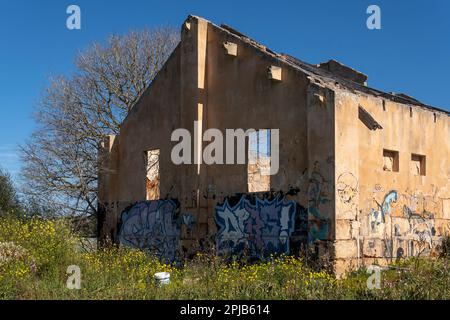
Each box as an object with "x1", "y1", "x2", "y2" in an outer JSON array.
[{"x1": 154, "y1": 272, "x2": 170, "y2": 287}]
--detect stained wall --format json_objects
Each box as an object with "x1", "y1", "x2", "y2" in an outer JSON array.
[
  {"x1": 334, "y1": 89, "x2": 450, "y2": 274},
  {"x1": 98, "y1": 16, "x2": 450, "y2": 274}
]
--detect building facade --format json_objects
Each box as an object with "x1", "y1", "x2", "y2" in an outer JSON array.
[{"x1": 98, "y1": 15, "x2": 450, "y2": 275}]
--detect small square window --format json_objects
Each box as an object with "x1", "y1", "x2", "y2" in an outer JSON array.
[
  {"x1": 383, "y1": 149, "x2": 399, "y2": 172},
  {"x1": 411, "y1": 154, "x2": 426, "y2": 176}
]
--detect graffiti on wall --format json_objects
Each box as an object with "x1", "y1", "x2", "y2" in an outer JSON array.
[
  {"x1": 307, "y1": 165, "x2": 332, "y2": 243},
  {"x1": 215, "y1": 195, "x2": 297, "y2": 258},
  {"x1": 367, "y1": 187, "x2": 446, "y2": 258},
  {"x1": 400, "y1": 191, "x2": 438, "y2": 255},
  {"x1": 368, "y1": 190, "x2": 398, "y2": 235},
  {"x1": 118, "y1": 200, "x2": 195, "y2": 262},
  {"x1": 337, "y1": 172, "x2": 359, "y2": 208}
]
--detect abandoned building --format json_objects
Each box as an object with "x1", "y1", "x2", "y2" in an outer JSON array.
[{"x1": 98, "y1": 15, "x2": 450, "y2": 275}]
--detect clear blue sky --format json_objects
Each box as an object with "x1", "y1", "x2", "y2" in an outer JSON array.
[{"x1": 1, "y1": 0, "x2": 449, "y2": 182}]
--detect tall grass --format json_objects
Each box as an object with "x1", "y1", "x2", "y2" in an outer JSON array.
[{"x1": 0, "y1": 216, "x2": 449, "y2": 300}]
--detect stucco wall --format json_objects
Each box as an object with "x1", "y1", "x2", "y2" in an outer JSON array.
[
  {"x1": 204, "y1": 24, "x2": 310, "y2": 194},
  {"x1": 334, "y1": 90, "x2": 450, "y2": 274},
  {"x1": 98, "y1": 44, "x2": 184, "y2": 241},
  {"x1": 200, "y1": 22, "x2": 315, "y2": 240},
  {"x1": 99, "y1": 16, "x2": 338, "y2": 251},
  {"x1": 98, "y1": 16, "x2": 450, "y2": 274}
]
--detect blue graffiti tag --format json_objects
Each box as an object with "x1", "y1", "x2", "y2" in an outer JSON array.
[
  {"x1": 369, "y1": 190, "x2": 398, "y2": 234},
  {"x1": 118, "y1": 200, "x2": 194, "y2": 262},
  {"x1": 381, "y1": 190, "x2": 398, "y2": 220},
  {"x1": 215, "y1": 196, "x2": 297, "y2": 258}
]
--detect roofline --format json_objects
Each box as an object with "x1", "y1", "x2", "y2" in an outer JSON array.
[{"x1": 202, "y1": 16, "x2": 450, "y2": 116}]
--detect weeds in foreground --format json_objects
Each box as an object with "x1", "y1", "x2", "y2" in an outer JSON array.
[{"x1": 0, "y1": 217, "x2": 449, "y2": 300}]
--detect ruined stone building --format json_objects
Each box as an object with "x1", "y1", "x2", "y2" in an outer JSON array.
[{"x1": 98, "y1": 15, "x2": 450, "y2": 275}]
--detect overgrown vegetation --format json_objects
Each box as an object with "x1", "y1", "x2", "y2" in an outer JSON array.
[{"x1": 1, "y1": 216, "x2": 449, "y2": 300}]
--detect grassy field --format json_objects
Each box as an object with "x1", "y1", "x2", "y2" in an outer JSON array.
[{"x1": 0, "y1": 216, "x2": 449, "y2": 300}]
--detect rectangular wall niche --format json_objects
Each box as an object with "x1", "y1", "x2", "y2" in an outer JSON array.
[
  {"x1": 411, "y1": 154, "x2": 426, "y2": 176},
  {"x1": 248, "y1": 130, "x2": 271, "y2": 193},
  {"x1": 383, "y1": 149, "x2": 399, "y2": 172},
  {"x1": 145, "y1": 149, "x2": 160, "y2": 201}
]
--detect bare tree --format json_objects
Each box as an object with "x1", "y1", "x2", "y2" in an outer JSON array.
[{"x1": 20, "y1": 27, "x2": 179, "y2": 218}]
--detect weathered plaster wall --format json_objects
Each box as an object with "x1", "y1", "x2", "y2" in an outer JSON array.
[
  {"x1": 305, "y1": 83, "x2": 336, "y2": 261},
  {"x1": 99, "y1": 16, "x2": 337, "y2": 254},
  {"x1": 98, "y1": 134, "x2": 120, "y2": 242},
  {"x1": 98, "y1": 43, "x2": 185, "y2": 241},
  {"x1": 334, "y1": 89, "x2": 450, "y2": 274},
  {"x1": 204, "y1": 23, "x2": 309, "y2": 194},
  {"x1": 99, "y1": 16, "x2": 450, "y2": 275},
  {"x1": 200, "y1": 22, "x2": 317, "y2": 243}
]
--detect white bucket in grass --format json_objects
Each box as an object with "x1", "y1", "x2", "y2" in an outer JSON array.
[{"x1": 154, "y1": 272, "x2": 170, "y2": 287}]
